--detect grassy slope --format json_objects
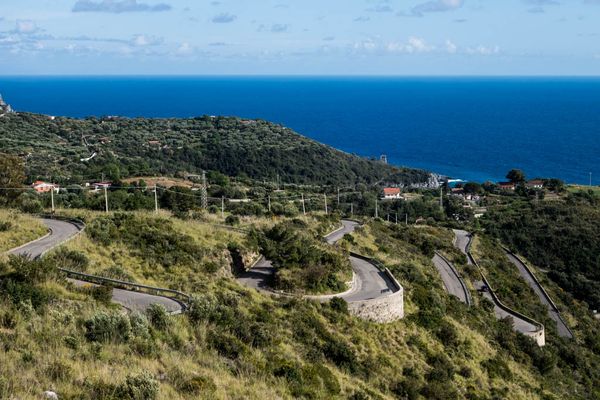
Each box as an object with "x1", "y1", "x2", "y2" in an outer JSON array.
[
  {"x1": 1, "y1": 212, "x2": 597, "y2": 399},
  {"x1": 0, "y1": 209, "x2": 47, "y2": 253}
]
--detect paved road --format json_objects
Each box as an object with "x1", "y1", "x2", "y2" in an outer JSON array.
[
  {"x1": 8, "y1": 218, "x2": 80, "y2": 258},
  {"x1": 9, "y1": 218, "x2": 183, "y2": 314},
  {"x1": 505, "y1": 251, "x2": 573, "y2": 339},
  {"x1": 237, "y1": 219, "x2": 398, "y2": 301},
  {"x1": 453, "y1": 229, "x2": 540, "y2": 335},
  {"x1": 453, "y1": 229, "x2": 472, "y2": 258},
  {"x1": 432, "y1": 253, "x2": 470, "y2": 304}
]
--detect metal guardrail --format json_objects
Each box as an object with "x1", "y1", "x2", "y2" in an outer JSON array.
[
  {"x1": 466, "y1": 235, "x2": 545, "y2": 335},
  {"x1": 61, "y1": 268, "x2": 191, "y2": 311},
  {"x1": 348, "y1": 251, "x2": 403, "y2": 293},
  {"x1": 503, "y1": 247, "x2": 575, "y2": 339},
  {"x1": 33, "y1": 215, "x2": 192, "y2": 313}
]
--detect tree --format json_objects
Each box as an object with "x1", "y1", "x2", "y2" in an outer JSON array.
[
  {"x1": 0, "y1": 153, "x2": 25, "y2": 205},
  {"x1": 506, "y1": 169, "x2": 526, "y2": 184},
  {"x1": 463, "y1": 182, "x2": 483, "y2": 194}
]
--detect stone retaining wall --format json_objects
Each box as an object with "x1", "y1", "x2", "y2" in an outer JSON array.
[{"x1": 348, "y1": 286, "x2": 404, "y2": 323}]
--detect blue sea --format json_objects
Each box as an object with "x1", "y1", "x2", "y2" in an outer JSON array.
[{"x1": 1, "y1": 76, "x2": 599, "y2": 184}]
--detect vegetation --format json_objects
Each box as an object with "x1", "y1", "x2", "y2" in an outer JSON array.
[
  {"x1": 482, "y1": 191, "x2": 600, "y2": 310},
  {"x1": 4, "y1": 210, "x2": 600, "y2": 399},
  {"x1": 0, "y1": 113, "x2": 428, "y2": 186},
  {"x1": 0, "y1": 209, "x2": 47, "y2": 252},
  {"x1": 258, "y1": 218, "x2": 352, "y2": 294}
]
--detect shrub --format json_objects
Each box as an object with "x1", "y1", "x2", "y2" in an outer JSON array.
[
  {"x1": 129, "y1": 312, "x2": 150, "y2": 338},
  {"x1": 225, "y1": 215, "x2": 240, "y2": 225},
  {"x1": 482, "y1": 355, "x2": 512, "y2": 380},
  {"x1": 329, "y1": 297, "x2": 348, "y2": 314},
  {"x1": 146, "y1": 303, "x2": 170, "y2": 331},
  {"x1": 45, "y1": 360, "x2": 73, "y2": 381},
  {"x1": 0, "y1": 220, "x2": 12, "y2": 231},
  {"x1": 116, "y1": 371, "x2": 159, "y2": 400},
  {"x1": 49, "y1": 248, "x2": 89, "y2": 272},
  {"x1": 89, "y1": 285, "x2": 113, "y2": 304},
  {"x1": 84, "y1": 311, "x2": 132, "y2": 343},
  {"x1": 18, "y1": 198, "x2": 42, "y2": 214}
]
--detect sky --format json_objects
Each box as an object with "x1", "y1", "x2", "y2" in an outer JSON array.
[{"x1": 0, "y1": 0, "x2": 599, "y2": 75}]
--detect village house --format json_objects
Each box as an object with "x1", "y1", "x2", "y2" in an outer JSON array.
[
  {"x1": 31, "y1": 181, "x2": 59, "y2": 193},
  {"x1": 86, "y1": 181, "x2": 112, "y2": 192},
  {"x1": 498, "y1": 182, "x2": 516, "y2": 191},
  {"x1": 383, "y1": 187, "x2": 402, "y2": 200},
  {"x1": 526, "y1": 179, "x2": 544, "y2": 189}
]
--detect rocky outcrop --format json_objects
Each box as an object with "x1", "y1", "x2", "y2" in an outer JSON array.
[{"x1": 0, "y1": 94, "x2": 13, "y2": 115}]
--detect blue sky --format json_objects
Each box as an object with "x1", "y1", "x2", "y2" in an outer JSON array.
[{"x1": 1, "y1": 0, "x2": 599, "y2": 75}]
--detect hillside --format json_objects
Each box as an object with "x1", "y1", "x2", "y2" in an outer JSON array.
[
  {"x1": 2, "y1": 211, "x2": 599, "y2": 399},
  {"x1": 0, "y1": 112, "x2": 428, "y2": 186}
]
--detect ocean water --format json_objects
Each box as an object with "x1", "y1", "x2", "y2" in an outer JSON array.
[{"x1": 1, "y1": 76, "x2": 599, "y2": 184}]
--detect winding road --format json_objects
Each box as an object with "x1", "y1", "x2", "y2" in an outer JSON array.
[
  {"x1": 432, "y1": 252, "x2": 471, "y2": 305},
  {"x1": 8, "y1": 218, "x2": 183, "y2": 314},
  {"x1": 453, "y1": 230, "x2": 541, "y2": 337},
  {"x1": 505, "y1": 251, "x2": 573, "y2": 339},
  {"x1": 237, "y1": 219, "x2": 399, "y2": 302}
]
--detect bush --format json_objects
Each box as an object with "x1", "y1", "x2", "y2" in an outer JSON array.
[
  {"x1": 0, "y1": 221, "x2": 12, "y2": 231},
  {"x1": 88, "y1": 285, "x2": 113, "y2": 304},
  {"x1": 146, "y1": 303, "x2": 170, "y2": 331},
  {"x1": 18, "y1": 198, "x2": 42, "y2": 214},
  {"x1": 49, "y1": 248, "x2": 89, "y2": 272},
  {"x1": 84, "y1": 311, "x2": 132, "y2": 343},
  {"x1": 117, "y1": 371, "x2": 159, "y2": 400},
  {"x1": 329, "y1": 297, "x2": 348, "y2": 314},
  {"x1": 225, "y1": 215, "x2": 240, "y2": 225}
]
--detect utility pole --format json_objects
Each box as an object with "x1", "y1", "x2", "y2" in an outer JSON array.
[
  {"x1": 301, "y1": 193, "x2": 306, "y2": 215},
  {"x1": 50, "y1": 184, "x2": 55, "y2": 213},
  {"x1": 154, "y1": 185, "x2": 158, "y2": 213},
  {"x1": 324, "y1": 194, "x2": 328, "y2": 214},
  {"x1": 201, "y1": 171, "x2": 208, "y2": 209},
  {"x1": 104, "y1": 186, "x2": 109, "y2": 213},
  {"x1": 277, "y1": 174, "x2": 280, "y2": 190},
  {"x1": 375, "y1": 198, "x2": 379, "y2": 219},
  {"x1": 387, "y1": 214, "x2": 390, "y2": 222},
  {"x1": 439, "y1": 187, "x2": 443, "y2": 211},
  {"x1": 221, "y1": 196, "x2": 225, "y2": 218},
  {"x1": 395, "y1": 213, "x2": 398, "y2": 224},
  {"x1": 268, "y1": 196, "x2": 271, "y2": 212},
  {"x1": 350, "y1": 203, "x2": 353, "y2": 216},
  {"x1": 405, "y1": 213, "x2": 408, "y2": 225}
]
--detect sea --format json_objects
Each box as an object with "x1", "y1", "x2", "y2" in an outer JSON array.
[{"x1": 1, "y1": 76, "x2": 599, "y2": 185}]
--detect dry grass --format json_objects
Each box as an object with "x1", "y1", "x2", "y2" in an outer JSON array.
[{"x1": 0, "y1": 209, "x2": 47, "y2": 253}]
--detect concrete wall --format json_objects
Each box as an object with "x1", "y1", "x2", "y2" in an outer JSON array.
[
  {"x1": 346, "y1": 267, "x2": 404, "y2": 323},
  {"x1": 348, "y1": 286, "x2": 404, "y2": 323}
]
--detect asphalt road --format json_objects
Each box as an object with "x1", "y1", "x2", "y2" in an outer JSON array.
[
  {"x1": 8, "y1": 218, "x2": 81, "y2": 258},
  {"x1": 237, "y1": 219, "x2": 398, "y2": 301},
  {"x1": 9, "y1": 218, "x2": 182, "y2": 314},
  {"x1": 432, "y1": 253, "x2": 470, "y2": 304},
  {"x1": 505, "y1": 251, "x2": 573, "y2": 339},
  {"x1": 453, "y1": 229, "x2": 539, "y2": 335}
]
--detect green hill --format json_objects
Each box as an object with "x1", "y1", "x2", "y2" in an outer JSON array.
[{"x1": 0, "y1": 112, "x2": 428, "y2": 186}]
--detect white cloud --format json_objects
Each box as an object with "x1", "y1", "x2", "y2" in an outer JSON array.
[
  {"x1": 446, "y1": 39, "x2": 457, "y2": 53},
  {"x1": 15, "y1": 20, "x2": 38, "y2": 34},
  {"x1": 131, "y1": 34, "x2": 163, "y2": 46},
  {"x1": 176, "y1": 42, "x2": 193, "y2": 55}
]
